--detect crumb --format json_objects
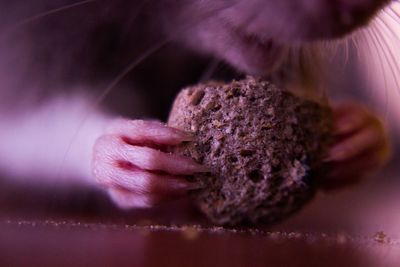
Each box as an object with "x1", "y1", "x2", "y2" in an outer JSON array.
[
  {"x1": 336, "y1": 232, "x2": 348, "y2": 244},
  {"x1": 374, "y1": 231, "x2": 389, "y2": 244},
  {"x1": 181, "y1": 225, "x2": 201, "y2": 240}
]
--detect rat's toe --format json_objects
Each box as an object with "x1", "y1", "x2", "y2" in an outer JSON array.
[
  {"x1": 106, "y1": 119, "x2": 193, "y2": 146},
  {"x1": 108, "y1": 188, "x2": 159, "y2": 209}
]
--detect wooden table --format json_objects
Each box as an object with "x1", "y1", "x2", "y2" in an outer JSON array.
[{"x1": 0, "y1": 164, "x2": 399, "y2": 266}]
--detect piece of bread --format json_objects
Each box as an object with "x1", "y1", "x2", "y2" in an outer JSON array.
[{"x1": 168, "y1": 77, "x2": 332, "y2": 225}]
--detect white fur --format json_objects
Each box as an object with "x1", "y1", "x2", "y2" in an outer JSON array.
[{"x1": 0, "y1": 93, "x2": 110, "y2": 186}]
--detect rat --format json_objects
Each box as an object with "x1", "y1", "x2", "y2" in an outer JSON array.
[{"x1": 0, "y1": 0, "x2": 394, "y2": 209}]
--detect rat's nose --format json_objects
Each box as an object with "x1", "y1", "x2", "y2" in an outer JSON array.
[{"x1": 335, "y1": 0, "x2": 387, "y2": 26}]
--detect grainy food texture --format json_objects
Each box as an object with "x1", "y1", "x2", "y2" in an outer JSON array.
[{"x1": 168, "y1": 77, "x2": 333, "y2": 225}]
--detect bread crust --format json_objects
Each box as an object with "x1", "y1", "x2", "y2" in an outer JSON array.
[{"x1": 168, "y1": 77, "x2": 332, "y2": 225}]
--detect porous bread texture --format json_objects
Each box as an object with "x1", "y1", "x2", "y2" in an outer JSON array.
[{"x1": 168, "y1": 77, "x2": 332, "y2": 226}]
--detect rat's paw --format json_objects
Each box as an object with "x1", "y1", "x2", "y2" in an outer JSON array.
[
  {"x1": 321, "y1": 103, "x2": 391, "y2": 190},
  {"x1": 92, "y1": 119, "x2": 206, "y2": 208}
]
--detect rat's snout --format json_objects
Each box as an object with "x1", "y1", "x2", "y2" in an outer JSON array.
[
  {"x1": 336, "y1": 0, "x2": 388, "y2": 15},
  {"x1": 167, "y1": 0, "x2": 391, "y2": 76},
  {"x1": 300, "y1": 0, "x2": 390, "y2": 40},
  {"x1": 330, "y1": 0, "x2": 389, "y2": 31},
  {"x1": 217, "y1": 0, "x2": 390, "y2": 42},
  {"x1": 336, "y1": 0, "x2": 374, "y2": 26}
]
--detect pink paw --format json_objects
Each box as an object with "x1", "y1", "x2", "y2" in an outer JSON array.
[
  {"x1": 321, "y1": 103, "x2": 391, "y2": 190},
  {"x1": 92, "y1": 119, "x2": 206, "y2": 208}
]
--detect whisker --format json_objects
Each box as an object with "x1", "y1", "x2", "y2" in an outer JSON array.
[
  {"x1": 343, "y1": 37, "x2": 350, "y2": 66},
  {"x1": 5, "y1": 0, "x2": 97, "y2": 33},
  {"x1": 378, "y1": 12, "x2": 400, "y2": 43},
  {"x1": 386, "y1": 7, "x2": 400, "y2": 25},
  {"x1": 305, "y1": 44, "x2": 328, "y2": 98},
  {"x1": 199, "y1": 58, "x2": 220, "y2": 83},
  {"x1": 313, "y1": 42, "x2": 332, "y2": 100},
  {"x1": 388, "y1": 4, "x2": 400, "y2": 23},
  {"x1": 286, "y1": 42, "x2": 328, "y2": 100},
  {"x1": 321, "y1": 38, "x2": 350, "y2": 78},
  {"x1": 350, "y1": 35, "x2": 362, "y2": 60},
  {"x1": 373, "y1": 17, "x2": 400, "y2": 95},
  {"x1": 102, "y1": 43, "x2": 169, "y2": 108},
  {"x1": 323, "y1": 39, "x2": 340, "y2": 63},
  {"x1": 358, "y1": 29, "x2": 382, "y2": 101},
  {"x1": 372, "y1": 23, "x2": 400, "y2": 120},
  {"x1": 57, "y1": 0, "x2": 243, "y2": 178},
  {"x1": 275, "y1": 45, "x2": 298, "y2": 87},
  {"x1": 351, "y1": 32, "x2": 375, "y2": 97},
  {"x1": 56, "y1": 38, "x2": 169, "y2": 180},
  {"x1": 365, "y1": 26, "x2": 390, "y2": 121},
  {"x1": 101, "y1": 1, "x2": 243, "y2": 104}
]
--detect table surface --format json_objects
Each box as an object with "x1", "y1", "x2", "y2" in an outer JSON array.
[{"x1": 0, "y1": 163, "x2": 399, "y2": 267}]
